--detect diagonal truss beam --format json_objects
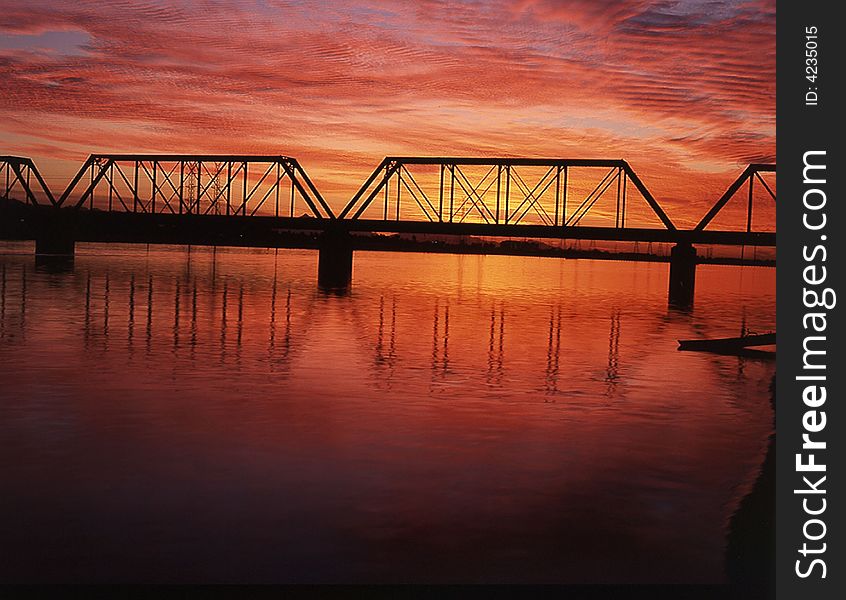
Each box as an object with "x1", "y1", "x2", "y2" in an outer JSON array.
[
  {"x1": 1, "y1": 152, "x2": 776, "y2": 242},
  {"x1": 1, "y1": 156, "x2": 57, "y2": 206},
  {"x1": 56, "y1": 154, "x2": 334, "y2": 219},
  {"x1": 340, "y1": 157, "x2": 676, "y2": 230},
  {"x1": 694, "y1": 164, "x2": 776, "y2": 231},
  {"x1": 622, "y1": 162, "x2": 675, "y2": 230}
]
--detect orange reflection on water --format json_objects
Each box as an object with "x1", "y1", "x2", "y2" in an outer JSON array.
[{"x1": 0, "y1": 245, "x2": 774, "y2": 583}]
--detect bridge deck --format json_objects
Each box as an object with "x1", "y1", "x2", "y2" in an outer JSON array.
[
  {"x1": 340, "y1": 219, "x2": 774, "y2": 246},
  {"x1": 2, "y1": 209, "x2": 774, "y2": 248}
]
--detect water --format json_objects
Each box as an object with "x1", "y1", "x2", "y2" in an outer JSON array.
[{"x1": 0, "y1": 244, "x2": 775, "y2": 583}]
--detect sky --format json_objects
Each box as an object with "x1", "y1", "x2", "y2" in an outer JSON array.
[{"x1": 0, "y1": 0, "x2": 775, "y2": 227}]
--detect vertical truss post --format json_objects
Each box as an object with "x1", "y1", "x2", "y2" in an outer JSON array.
[
  {"x1": 382, "y1": 162, "x2": 389, "y2": 220},
  {"x1": 747, "y1": 174, "x2": 754, "y2": 233},
  {"x1": 448, "y1": 164, "x2": 455, "y2": 223},
  {"x1": 621, "y1": 170, "x2": 627, "y2": 228},
  {"x1": 179, "y1": 161, "x2": 185, "y2": 215},
  {"x1": 496, "y1": 164, "x2": 502, "y2": 225},
  {"x1": 396, "y1": 166, "x2": 401, "y2": 220},
  {"x1": 242, "y1": 162, "x2": 248, "y2": 216},
  {"x1": 495, "y1": 165, "x2": 502, "y2": 224},
  {"x1": 289, "y1": 164, "x2": 296, "y2": 217},
  {"x1": 88, "y1": 163, "x2": 94, "y2": 210},
  {"x1": 438, "y1": 164, "x2": 445, "y2": 222},
  {"x1": 196, "y1": 161, "x2": 202, "y2": 215},
  {"x1": 615, "y1": 167, "x2": 622, "y2": 228},
  {"x1": 504, "y1": 165, "x2": 511, "y2": 225},
  {"x1": 554, "y1": 165, "x2": 561, "y2": 227},
  {"x1": 108, "y1": 163, "x2": 114, "y2": 211},
  {"x1": 152, "y1": 161, "x2": 158, "y2": 213},
  {"x1": 226, "y1": 163, "x2": 232, "y2": 216},
  {"x1": 275, "y1": 162, "x2": 280, "y2": 218},
  {"x1": 133, "y1": 161, "x2": 140, "y2": 213}
]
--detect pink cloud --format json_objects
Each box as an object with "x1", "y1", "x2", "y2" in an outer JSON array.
[{"x1": 0, "y1": 0, "x2": 775, "y2": 226}]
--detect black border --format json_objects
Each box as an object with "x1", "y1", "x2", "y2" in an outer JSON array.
[{"x1": 776, "y1": 1, "x2": 842, "y2": 599}]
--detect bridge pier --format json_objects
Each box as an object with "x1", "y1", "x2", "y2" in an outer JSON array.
[
  {"x1": 35, "y1": 212, "x2": 75, "y2": 263},
  {"x1": 318, "y1": 229, "x2": 353, "y2": 289},
  {"x1": 35, "y1": 233, "x2": 75, "y2": 257},
  {"x1": 668, "y1": 242, "x2": 697, "y2": 307}
]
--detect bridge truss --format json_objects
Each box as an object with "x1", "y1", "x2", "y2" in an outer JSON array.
[
  {"x1": 339, "y1": 157, "x2": 677, "y2": 230},
  {"x1": 2, "y1": 153, "x2": 779, "y2": 248},
  {"x1": 695, "y1": 164, "x2": 776, "y2": 232},
  {"x1": 1, "y1": 156, "x2": 56, "y2": 207},
  {"x1": 56, "y1": 155, "x2": 334, "y2": 219}
]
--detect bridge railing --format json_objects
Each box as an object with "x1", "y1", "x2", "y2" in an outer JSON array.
[
  {"x1": 1, "y1": 156, "x2": 56, "y2": 207},
  {"x1": 55, "y1": 154, "x2": 334, "y2": 219},
  {"x1": 694, "y1": 164, "x2": 776, "y2": 232},
  {"x1": 339, "y1": 157, "x2": 676, "y2": 230}
]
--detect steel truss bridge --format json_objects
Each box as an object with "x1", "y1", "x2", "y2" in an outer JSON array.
[
  {"x1": 1, "y1": 153, "x2": 775, "y2": 304},
  {"x1": 1, "y1": 156, "x2": 57, "y2": 207},
  {"x1": 334, "y1": 157, "x2": 774, "y2": 247},
  {"x1": 58, "y1": 154, "x2": 333, "y2": 218},
  {"x1": 341, "y1": 158, "x2": 673, "y2": 227}
]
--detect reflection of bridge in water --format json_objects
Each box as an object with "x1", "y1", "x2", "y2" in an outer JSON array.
[
  {"x1": 1, "y1": 255, "x2": 771, "y2": 394},
  {"x1": 59, "y1": 258, "x2": 318, "y2": 373},
  {"x1": 1, "y1": 154, "x2": 775, "y2": 306}
]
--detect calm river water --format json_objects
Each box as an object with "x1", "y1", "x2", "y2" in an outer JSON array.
[{"x1": 0, "y1": 244, "x2": 774, "y2": 583}]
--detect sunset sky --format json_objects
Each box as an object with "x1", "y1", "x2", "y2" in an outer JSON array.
[{"x1": 0, "y1": 0, "x2": 775, "y2": 226}]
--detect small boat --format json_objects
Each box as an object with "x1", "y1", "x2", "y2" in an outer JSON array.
[{"x1": 678, "y1": 332, "x2": 775, "y2": 353}]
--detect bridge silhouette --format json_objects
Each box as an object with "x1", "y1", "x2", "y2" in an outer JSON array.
[{"x1": 1, "y1": 153, "x2": 775, "y2": 306}]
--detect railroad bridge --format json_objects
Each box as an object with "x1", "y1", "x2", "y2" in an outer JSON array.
[{"x1": 1, "y1": 153, "x2": 775, "y2": 306}]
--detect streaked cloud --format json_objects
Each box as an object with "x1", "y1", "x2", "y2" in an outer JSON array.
[{"x1": 0, "y1": 0, "x2": 775, "y2": 225}]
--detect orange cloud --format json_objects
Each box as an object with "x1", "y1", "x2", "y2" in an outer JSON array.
[{"x1": 0, "y1": 0, "x2": 775, "y2": 226}]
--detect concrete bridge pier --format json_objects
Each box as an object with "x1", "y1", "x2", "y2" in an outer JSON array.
[
  {"x1": 318, "y1": 229, "x2": 353, "y2": 289},
  {"x1": 35, "y1": 232, "x2": 75, "y2": 256},
  {"x1": 668, "y1": 242, "x2": 697, "y2": 307},
  {"x1": 35, "y1": 212, "x2": 76, "y2": 264}
]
